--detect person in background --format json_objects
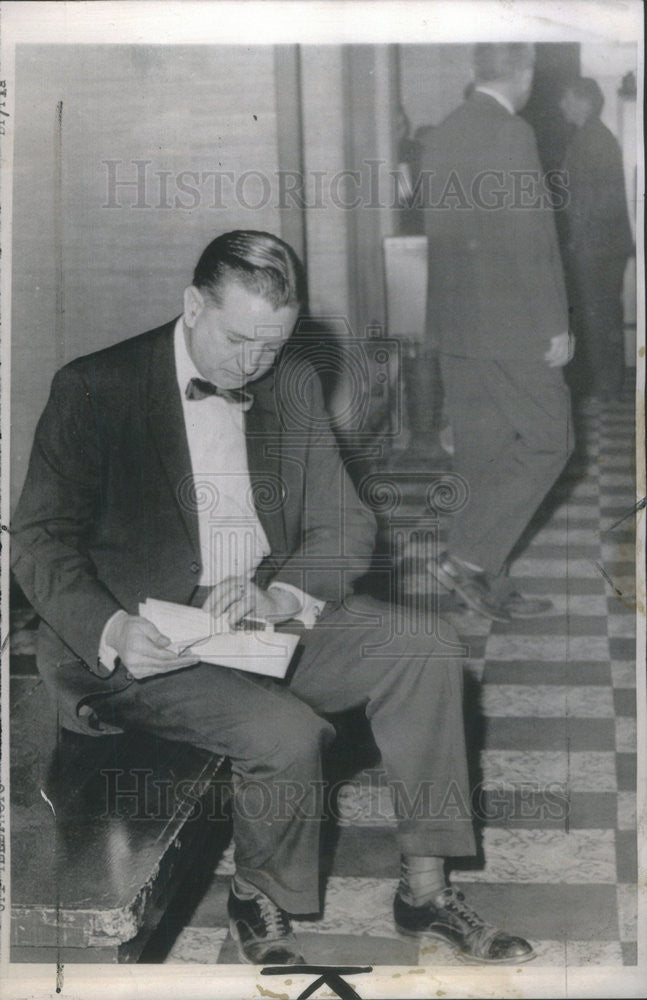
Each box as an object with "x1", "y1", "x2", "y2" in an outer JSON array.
[
  {"x1": 559, "y1": 76, "x2": 634, "y2": 405},
  {"x1": 419, "y1": 43, "x2": 574, "y2": 623}
]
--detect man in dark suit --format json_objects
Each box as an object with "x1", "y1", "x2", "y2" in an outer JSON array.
[
  {"x1": 559, "y1": 77, "x2": 633, "y2": 403},
  {"x1": 12, "y1": 230, "x2": 534, "y2": 965},
  {"x1": 420, "y1": 44, "x2": 574, "y2": 622}
]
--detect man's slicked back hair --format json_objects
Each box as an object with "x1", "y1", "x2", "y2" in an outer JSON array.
[
  {"x1": 193, "y1": 230, "x2": 306, "y2": 309},
  {"x1": 473, "y1": 43, "x2": 535, "y2": 84}
]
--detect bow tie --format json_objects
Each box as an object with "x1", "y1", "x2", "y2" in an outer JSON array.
[{"x1": 185, "y1": 377, "x2": 253, "y2": 410}]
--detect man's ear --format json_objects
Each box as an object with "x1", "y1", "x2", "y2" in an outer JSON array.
[{"x1": 183, "y1": 285, "x2": 204, "y2": 328}]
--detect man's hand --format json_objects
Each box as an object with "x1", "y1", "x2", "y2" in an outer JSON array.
[
  {"x1": 544, "y1": 331, "x2": 575, "y2": 368},
  {"x1": 105, "y1": 612, "x2": 199, "y2": 680},
  {"x1": 202, "y1": 577, "x2": 301, "y2": 627}
]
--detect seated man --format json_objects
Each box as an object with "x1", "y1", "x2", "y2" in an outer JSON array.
[{"x1": 11, "y1": 229, "x2": 534, "y2": 966}]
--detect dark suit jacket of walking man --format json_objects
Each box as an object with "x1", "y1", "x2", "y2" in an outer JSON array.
[
  {"x1": 420, "y1": 43, "x2": 575, "y2": 623},
  {"x1": 12, "y1": 229, "x2": 536, "y2": 966}
]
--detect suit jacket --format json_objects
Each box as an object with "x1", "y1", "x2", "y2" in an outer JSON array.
[
  {"x1": 420, "y1": 92, "x2": 568, "y2": 361},
  {"x1": 11, "y1": 321, "x2": 377, "y2": 732},
  {"x1": 562, "y1": 116, "x2": 633, "y2": 261}
]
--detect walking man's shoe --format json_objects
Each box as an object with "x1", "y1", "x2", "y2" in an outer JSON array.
[
  {"x1": 427, "y1": 552, "x2": 511, "y2": 624},
  {"x1": 228, "y1": 887, "x2": 305, "y2": 965},
  {"x1": 394, "y1": 887, "x2": 536, "y2": 964}
]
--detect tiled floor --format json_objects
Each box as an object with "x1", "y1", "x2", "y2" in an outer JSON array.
[{"x1": 154, "y1": 389, "x2": 639, "y2": 967}]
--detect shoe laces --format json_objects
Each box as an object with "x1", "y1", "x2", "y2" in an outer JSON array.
[
  {"x1": 441, "y1": 889, "x2": 489, "y2": 932},
  {"x1": 257, "y1": 894, "x2": 292, "y2": 941}
]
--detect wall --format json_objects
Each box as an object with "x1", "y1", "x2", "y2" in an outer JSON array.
[
  {"x1": 398, "y1": 44, "x2": 472, "y2": 131},
  {"x1": 300, "y1": 45, "x2": 352, "y2": 321},
  {"x1": 580, "y1": 42, "x2": 637, "y2": 139}
]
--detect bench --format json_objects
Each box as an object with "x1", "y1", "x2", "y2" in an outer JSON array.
[{"x1": 10, "y1": 674, "x2": 230, "y2": 963}]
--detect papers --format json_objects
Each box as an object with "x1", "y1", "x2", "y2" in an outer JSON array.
[{"x1": 139, "y1": 598, "x2": 300, "y2": 679}]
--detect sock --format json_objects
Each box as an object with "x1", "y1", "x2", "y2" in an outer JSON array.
[
  {"x1": 398, "y1": 855, "x2": 447, "y2": 906},
  {"x1": 452, "y1": 554, "x2": 484, "y2": 574},
  {"x1": 232, "y1": 873, "x2": 263, "y2": 900}
]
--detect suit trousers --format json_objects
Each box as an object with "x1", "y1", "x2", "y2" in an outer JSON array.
[
  {"x1": 566, "y1": 254, "x2": 627, "y2": 399},
  {"x1": 440, "y1": 354, "x2": 574, "y2": 577},
  {"x1": 91, "y1": 594, "x2": 475, "y2": 913}
]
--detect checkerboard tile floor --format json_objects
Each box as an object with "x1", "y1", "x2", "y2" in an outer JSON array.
[{"x1": 155, "y1": 388, "x2": 639, "y2": 967}]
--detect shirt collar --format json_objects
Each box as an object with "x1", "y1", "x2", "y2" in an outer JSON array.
[
  {"x1": 174, "y1": 315, "x2": 204, "y2": 394},
  {"x1": 474, "y1": 85, "x2": 515, "y2": 116}
]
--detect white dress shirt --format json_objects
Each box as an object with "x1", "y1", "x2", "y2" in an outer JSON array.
[
  {"x1": 175, "y1": 317, "x2": 272, "y2": 586},
  {"x1": 474, "y1": 85, "x2": 515, "y2": 116}
]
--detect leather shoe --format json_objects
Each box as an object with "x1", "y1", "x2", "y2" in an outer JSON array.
[
  {"x1": 227, "y1": 887, "x2": 305, "y2": 965},
  {"x1": 394, "y1": 887, "x2": 536, "y2": 964},
  {"x1": 427, "y1": 553, "x2": 511, "y2": 624}
]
